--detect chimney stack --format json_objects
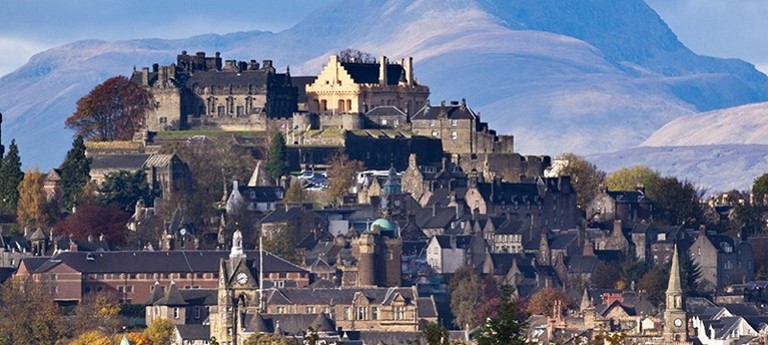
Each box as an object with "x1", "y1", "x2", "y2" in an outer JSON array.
[
  {"x1": 379, "y1": 56, "x2": 388, "y2": 86},
  {"x1": 404, "y1": 56, "x2": 414, "y2": 86}
]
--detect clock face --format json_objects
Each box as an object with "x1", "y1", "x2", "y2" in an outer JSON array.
[
  {"x1": 236, "y1": 272, "x2": 248, "y2": 285},
  {"x1": 674, "y1": 318, "x2": 683, "y2": 327}
]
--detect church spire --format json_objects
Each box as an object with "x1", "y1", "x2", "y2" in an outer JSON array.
[{"x1": 667, "y1": 244, "x2": 682, "y2": 294}]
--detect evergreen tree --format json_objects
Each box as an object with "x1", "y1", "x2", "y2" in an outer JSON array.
[
  {"x1": 0, "y1": 139, "x2": 23, "y2": 214},
  {"x1": 60, "y1": 136, "x2": 91, "y2": 210},
  {"x1": 265, "y1": 132, "x2": 288, "y2": 181},
  {"x1": 475, "y1": 287, "x2": 527, "y2": 345},
  {"x1": 98, "y1": 170, "x2": 155, "y2": 212},
  {"x1": 16, "y1": 166, "x2": 46, "y2": 226}
]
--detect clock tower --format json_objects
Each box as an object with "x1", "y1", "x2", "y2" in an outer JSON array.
[{"x1": 663, "y1": 245, "x2": 689, "y2": 343}]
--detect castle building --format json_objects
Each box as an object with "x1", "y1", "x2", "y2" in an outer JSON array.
[
  {"x1": 305, "y1": 55, "x2": 429, "y2": 118},
  {"x1": 410, "y1": 99, "x2": 514, "y2": 155},
  {"x1": 131, "y1": 51, "x2": 297, "y2": 132}
]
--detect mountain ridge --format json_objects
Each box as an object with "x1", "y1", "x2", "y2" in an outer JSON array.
[{"x1": 0, "y1": 0, "x2": 766, "y2": 175}]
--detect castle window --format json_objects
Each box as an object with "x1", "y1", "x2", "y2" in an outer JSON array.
[
  {"x1": 321, "y1": 100, "x2": 328, "y2": 111},
  {"x1": 394, "y1": 306, "x2": 406, "y2": 320},
  {"x1": 356, "y1": 307, "x2": 366, "y2": 320}
]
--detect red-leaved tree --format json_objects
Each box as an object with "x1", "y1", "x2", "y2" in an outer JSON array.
[
  {"x1": 65, "y1": 75, "x2": 155, "y2": 141},
  {"x1": 55, "y1": 203, "x2": 131, "y2": 245}
]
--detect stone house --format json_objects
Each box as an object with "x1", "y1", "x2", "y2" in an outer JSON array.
[
  {"x1": 587, "y1": 188, "x2": 654, "y2": 226},
  {"x1": 690, "y1": 230, "x2": 754, "y2": 292},
  {"x1": 425, "y1": 234, "x2": 474, "y2": 274},
  {"x1": 88, "y1": 153, "x2": 192, "y2": 199}
]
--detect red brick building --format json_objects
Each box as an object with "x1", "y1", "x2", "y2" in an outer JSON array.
[{"x1": 16, "y1": 250, "x2": 309, "y2": 304}]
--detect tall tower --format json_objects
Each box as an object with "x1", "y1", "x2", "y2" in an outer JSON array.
[
  {"x1": 357, "y1": 233, "x2": 376, "y2": 287},
  {"x1": 663, "y1": 245, "x2": 688, "y2": 343}
]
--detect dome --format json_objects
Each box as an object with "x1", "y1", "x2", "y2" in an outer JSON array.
[{"x1": 370, "y1": 218, "x2": 397, "y2": 236}]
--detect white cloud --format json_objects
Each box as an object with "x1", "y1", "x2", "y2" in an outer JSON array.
[{"x1": 0, "y1": 37, "x2": 49, "y2": 77}]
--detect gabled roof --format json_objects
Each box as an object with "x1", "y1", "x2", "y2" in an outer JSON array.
[
  {"x1": 154, "y1": 281, "x2": 187, "y2": 306},
  {"x1": 261, "y1": 206, "x2": 305, "y2": 224},
  {"x1": 606, "y1": 190, "x2": 653, "y2": 204},
  {"x1": 264, "y1": 287, "x2": 417, "y2": 306},
  {"x1": 339, "y1": 62, "x2": 404, "y2": 85},
  {"x1": 433, "y1": 235, "x2": 473, "y2": 249},
  {"x1": 90, "y1": 154, "x2": 150, "y2": 171},
  {"x1": 309, "y1": 313, "x2": 336, "y2": 332},
  {"x1": 414, "y1": 206, "x2": 456, "y2": 229}
]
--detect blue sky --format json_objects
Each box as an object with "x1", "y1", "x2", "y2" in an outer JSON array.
[{"x1": 0, "y1": 0, "x2": 766, "y2": 76}]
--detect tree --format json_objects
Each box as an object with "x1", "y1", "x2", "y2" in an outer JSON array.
[
  {"x1": 283, "y1": 178, "x2": 306, "y2": 204},
  {"x1": 16, "y1": 166, "x2": 46, "y2": 226},
  {"x1": 55, "y1": 203, "x2": 131, "y2": 245},
  {"x1": 262, "y1": 223, "x2": 299, "y2": 264},
  {"x1": 265, "y1": 132, "x2": 288, "y2": 181},
  {"x1": 60, "y1": 136, "x2": 91, "y2": 210},
  {"x1": 556, "y1": 153, "x2": 606, "y2": 210},
  {"x1": 65, "y1": 75, "x2": 155, "y2": 141},
  {"x1": 449, "y1": 266, "x2": 499, "y2": 330},
  {"x1": 423, "y1": 322, "x2": 450, "y2": 345},
  {"x1": 647, "y1": 176, "x2": 703, "y2": 226},
  {"x1": 69, "y1": 330, "x2": 112, "y2": 345},
  {"x1": 591, "y1": 261, "x2": 622, "y2": 289},
  {"x1": 730, "y1": 203, "x2": 764, "y2": 237},
  {"x1": 753, "y1": 173, "x2": 768, "y2": 206},
  {"x1": 606, "y1": 166, "x2": 661, "y2": 192},
  {"x1": 170, "y1": 135, "x2": 255, "y2": 226},
  {"x1": 475, "y1": 287, "x2": 527, "y2": 345},
  {"x1": 637, "y1": 266, "x2": 668, "y2": 305},
  {"x1": 0, "y1": 139, "x2": 23, "y2": 214},
  {"x1": 243, "y1": 333, "x2": 298, "y2": 345},
  {"x1": 98, "y1": 170, "x2": 155, "y2": 212},
  {"x1": 0, "y1": 277, "x2": 65, "y2": 344},
  {"x1": 71, "y1": 292, "x2": 122, "y2": 338},
  {"x1": 143, "y1": 318, "x2": 175, "y2": 345},
  {"x1": 325, "y1": 153, "x2": 364, "y2": 205},
  {"x1": 526, "y1": 287, "x2": 573, "y2": 317},
  {"x1": 337, "y1": 48, "x2": 375, "y2": 63}
]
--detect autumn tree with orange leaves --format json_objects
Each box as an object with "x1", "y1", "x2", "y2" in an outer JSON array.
[{"x1": 65, "y1": 75, "x2": 155, "y2": 141}]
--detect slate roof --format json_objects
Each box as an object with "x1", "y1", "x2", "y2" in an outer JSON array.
[
  {"x1": 154, "y1": 282, "x2": 187, "y2": 306},
  {"x1": 243, "y1": 313, "x2": 334, "y2": 336},
  {"x1": 90, "y1": 154, "x2": 150, "y2": 171},
  {"x1": 365, "y1": 106, "x2": 406, "y2": 118},
  {"x1": 550, "y1": 233, "x2": 578, "y2": 250},
  {"x1": 263, "y1": 287, "x2": 436, "y2": 317},
  {"x1": 261, "y1": 206, "x2": 305, "y2": 223},
  {"x1": 433, "y1": 235, "x2": 473, "y2": 249},
  {"x1": 565, "y1": 255, "x2": 598, "y2": 274},
  {"x1": 184, "y1": 69, "x2": 286, "y2": 89},
  {"x1": 176, "y1": 324, "x2": 210, "y2": 340},
  {"x1": 339, "y1": 62, "x2": 404, "y2": 85},
  {"x1": 414, "y1": 206, "x2": 456, "y2": 230},
  {"x1": 240, "y1": 186, "x2": 285, "y2": 203},
  {"x1": 412, "y1": 102, "x2": 476, "y2": 120},
  {"x1": 28, "y1": 250, "x2": 307, "y2": 274},
  {"x1": 606, "y1": 190, "x2": 653, "y2": 204},
  {"x1": 143, "y1": 154, "x2": 175, "y2": 168},
  {"x1": 291, "y1": 76, "x2": 317, "y2": 103}
]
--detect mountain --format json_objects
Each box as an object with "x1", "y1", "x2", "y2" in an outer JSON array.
[
  {"x1": 642, "y1": 102, "x2": 768, "y2": 147},
  {"x1": 1, "y1": 0, "x2": 766, "y2": 170},
  {"x1": 588, "y1": 145, "x2": 768, "y2": 194}
]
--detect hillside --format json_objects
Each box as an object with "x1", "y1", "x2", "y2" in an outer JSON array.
[{"x1": 0, "y1": 0, "x2": 766, "y2": 169}]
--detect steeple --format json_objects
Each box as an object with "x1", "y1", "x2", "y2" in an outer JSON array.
[
  {"x1": 666, "y1": 244, "x2": 682, "y2": 297},
  {"x1": 230, "y1": 228, "x2": 245, "y2": 259}
]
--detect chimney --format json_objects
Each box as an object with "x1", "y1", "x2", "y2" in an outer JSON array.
[
  {"x1": 379, "y1": 56, "x2": 388, "y2": 85},
  {"x1": 141, "y1": 67, "x2": 149, "y2": 85},
  {"x1": 404, "y1": 56, "x2": 414, "y2": 86},
  {"x1": 87, "y1": 234, "x2": 93, "y2": 243},
  {"x1": 432, "y1": 203, "x2": 437, "y2": 217},
  {"x1": 69, "y1": 234, "x2": 77, "y2": 252},
  {"x1": 583, "y1": 240, "x2": 594, "y2": 256}
]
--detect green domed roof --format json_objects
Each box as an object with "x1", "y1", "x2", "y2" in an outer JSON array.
[{"x1": 371, "y1": 218, "x2": 396, "y2": 233}]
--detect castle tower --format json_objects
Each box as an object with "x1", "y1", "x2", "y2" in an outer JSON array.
[
  {"x1": 357, "y1": 233, "x2": 376, "y2": 287},
  {"x1": 663, "y1": 245, "x2": 688, "y2": 343}
]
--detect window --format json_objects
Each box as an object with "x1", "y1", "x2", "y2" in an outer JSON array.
[
  {"x1": 357, "y1": 307, "x2": 366, "y2": 320},
  {"x1": 307, "y1": 307, "x2": 316, "y2": 314},
  {"x1": 429, "y1": 120, "x2": 436, "y2": 127},
  {"x1": 381, "y1": 119, "x2": 388, "y2": 126},
  {"x1": 451, "y1": 119, "x2": 458, "y2": 127},
  {"x1": 371, "y1": 307, "x2": 379, "y2": 320},
  {"x1": 394, "y1": 306, "x2": 406, "y2": 320},
  {"x1": 159, "y1": 117, "x2": 168, "y2": 124},
  {"x1": 173, "y1": 307, "x2": 180, "y2": 319},
  {"x1": 393, "y1": 119, "x2": 399, "y2": 127},
  {"x1": 277, "y1": 307, "x2": 286, "y2": 314},
  {"x1": 451, "y1": 131, "x2": 457, "y2": 140},
  {"x1": 343, "y1": 307, "x2": 351, "y2": 320},
  {"x1": 195, "y1": 307, "x2": 201, "y2": 319},
  {"x1": 431, "y1": 131, "x2": 438, "y2": 137}
]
